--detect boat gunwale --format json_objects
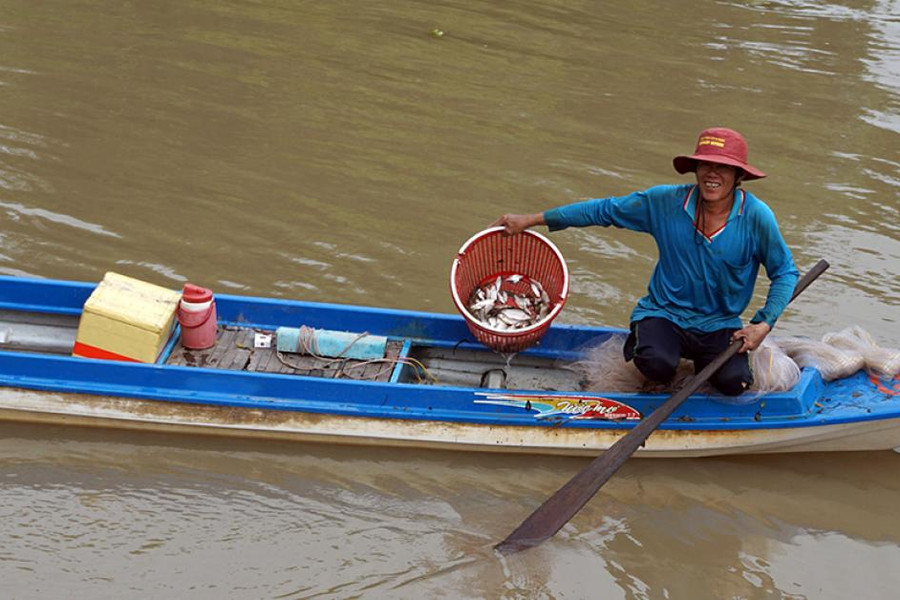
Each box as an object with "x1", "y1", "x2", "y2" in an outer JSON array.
[
  {"x1": 0, "y1": 275, "x2": 897, "y2": 434},
  {"x1": 0, "y1": 347, "x2": 894, "y2": 432}
]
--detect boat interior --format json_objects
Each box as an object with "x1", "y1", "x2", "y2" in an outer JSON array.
[
  {"x1": 0, "y1": 301, "x2": 849, "y2": 422},
  {"x1": 0, "y1": 311, "x2": 583, "y2": 392},
  {"x1": 168, "y1": 325, "x2": 586, "y2": 392}
]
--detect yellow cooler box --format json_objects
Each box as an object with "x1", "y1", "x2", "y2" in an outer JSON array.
[{"x1": 73, "y1": 272, "x2": 182, "y2": 363}]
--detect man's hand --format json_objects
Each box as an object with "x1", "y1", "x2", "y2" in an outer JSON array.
[
  {"x1": 733, "y1": 322, "x2": 771, "y2": 353},
  {"x1": 490, "y1": 213, "x2": 545, "y2": 235}
]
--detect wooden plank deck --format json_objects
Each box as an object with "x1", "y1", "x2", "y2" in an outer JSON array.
[{"x1": 166, "y1": 325, "x2": 404, "y2": 383}]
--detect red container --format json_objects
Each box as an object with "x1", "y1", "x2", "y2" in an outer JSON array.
[
  {"x1": 177, "y1": 283, "x2": 217, "y2": 350},
  {"x1": 450, "y1": 227, "x2": 569, "y2": 353}
]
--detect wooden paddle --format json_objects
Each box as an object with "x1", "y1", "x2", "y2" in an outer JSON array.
[{"x1": 495, "y1": 259, "x2": 830, "y2": 555}]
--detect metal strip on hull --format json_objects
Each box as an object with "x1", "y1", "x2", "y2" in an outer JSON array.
[{"x1": 1, "y1": 388, "x2": 899, "y2": 457}]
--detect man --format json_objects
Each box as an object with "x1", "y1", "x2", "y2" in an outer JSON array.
[{"x1": 492, "y1": 127, "x2": 799, "y2": 396}]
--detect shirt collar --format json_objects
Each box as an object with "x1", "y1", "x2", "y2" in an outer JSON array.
[{"x1": 682, "y1": 185, "x2": 746, "y2": 241}]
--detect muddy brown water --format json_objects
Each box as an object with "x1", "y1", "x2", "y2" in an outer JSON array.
[{"x1": 1, "y1": 1, "x2": 898, "y2": 598}]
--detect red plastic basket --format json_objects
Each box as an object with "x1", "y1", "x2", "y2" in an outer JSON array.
[{"x1": 450, "y1": 226, "x2": 570, "y2": 353}]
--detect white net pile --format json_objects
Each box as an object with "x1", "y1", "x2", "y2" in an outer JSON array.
[
  {"x1": 569, "y1": 326, "x2": 899, "y2": 395},
  {"x1": 749, "y1": 339, "x2": 802, "y2": 392},
  {"x1": 774, "y1": 337, "x2": 864, "y2": 381},
  {"x1": 777, "y1": 325, "x2": 900, "y2": 381}
]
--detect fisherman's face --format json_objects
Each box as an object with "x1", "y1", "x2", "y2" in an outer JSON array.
[{"x1": 696, "y1": 161, "x2": 741, "y2": 203}]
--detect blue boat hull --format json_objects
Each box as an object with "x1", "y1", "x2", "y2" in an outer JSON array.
[{"x1": 0, "y1": 275, "x2": 897, "y2": 456}]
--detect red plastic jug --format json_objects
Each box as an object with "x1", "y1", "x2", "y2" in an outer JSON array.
[{"x1": 177, "y1": 283, "x2": 217, "y2": 350}]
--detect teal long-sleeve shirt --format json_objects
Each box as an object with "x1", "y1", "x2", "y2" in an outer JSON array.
[{"x1": 543, "y1": 184, "x2": 799, "y2": 332}]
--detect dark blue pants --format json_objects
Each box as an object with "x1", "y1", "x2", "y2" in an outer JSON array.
[{"x1": 623, "y1": 317, "x2": 752, "y2": 396}]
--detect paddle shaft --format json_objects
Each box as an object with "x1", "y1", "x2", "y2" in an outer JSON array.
[{"x1": 495, "y1": 259, "x2": 830, "y2": 555}]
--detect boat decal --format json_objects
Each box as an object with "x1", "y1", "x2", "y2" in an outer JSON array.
[
  {"x1": 474, "y1": 392, "x2": 641, "y2": 421},
  {"x1": 869, "y1": 374, "x2": 900, "y2": 396}
]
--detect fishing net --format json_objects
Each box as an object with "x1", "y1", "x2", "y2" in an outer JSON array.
[
  {"x1": 568, "y1": 334, "x2": 798, "y2": 396},
  {"x1": 822, "y1": 326, "x2": 900, "y2": 379},
  {"x1": 569, "y1": 326, "x2": 898, "y2": 393},
  {"x1": 774, "y1": 336, "x2": 865, "y2": 381},
  {"x1": 749, "y1": 339, "x2": 802, "y2": 393},
  {"x1": 569, "y1": 334, "x2": 655, "y2": 393}
]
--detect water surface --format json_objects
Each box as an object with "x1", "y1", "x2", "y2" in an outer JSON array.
[{"x1": 1, "y1": 1, "x2": 898, "y2": 598}]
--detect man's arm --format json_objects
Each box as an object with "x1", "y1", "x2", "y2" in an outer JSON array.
[
  {"x1": 734, "y1": 205, "x2": 799, "y2": 352},
  {"x1": 751, "y1": 210, "x2": 800, "y2": 328},
  {"x1": 491, "y1": 186, "x2": 672, "y2": 237}
]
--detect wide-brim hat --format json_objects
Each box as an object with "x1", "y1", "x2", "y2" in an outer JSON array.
[{"x1": 673, "y1": 127, "x2": 766, "y2": 180}]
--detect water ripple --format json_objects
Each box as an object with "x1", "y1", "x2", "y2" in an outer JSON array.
[{"x1": 0, "y1": 200, "x2": 120, "y2": 238}]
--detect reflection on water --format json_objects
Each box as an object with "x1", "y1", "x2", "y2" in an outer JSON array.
[
  {"x1": 2, "y1": 424, "x2": 900, "y2": 599},
  {"x1": 1, "y1": 0, "x2": 899, "y2": 597}
]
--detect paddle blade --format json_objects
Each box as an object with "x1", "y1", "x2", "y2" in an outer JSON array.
[{"x1": 495, "y1": 444, "x2": 630, "y2": 554}]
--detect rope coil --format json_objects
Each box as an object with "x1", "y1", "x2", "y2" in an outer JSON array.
[{"x1": 275, "y1": 350, "x2": 437, "y2": 383}]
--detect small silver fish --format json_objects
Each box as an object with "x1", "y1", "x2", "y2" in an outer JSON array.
[
  {"x1": 514, "y1": 295, "x2": 532, "y2": 313},
  {"x1": 471, "y1": 297, "x2": 495, "y2": 312},
  {"x1": 498, "y1": 308, "x2": 531, "y2": 325},
  {"x1": 467, "y1": 274, "x2": 555, "y2": 332}
]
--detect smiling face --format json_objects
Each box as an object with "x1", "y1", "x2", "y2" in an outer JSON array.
[{"x1": 695, "y1": 160, "x2": 742, "y2": 204}]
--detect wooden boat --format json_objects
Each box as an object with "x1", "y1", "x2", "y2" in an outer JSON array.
[{"x1": 0, "y1": 274, "x2": 897, "y2": 457}]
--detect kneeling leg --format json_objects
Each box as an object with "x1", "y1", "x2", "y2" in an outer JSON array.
[
  {"x1": 709, "y1": 353, "x2": 753, "y2": 396},
  {"x1": 692, "y1": 329, "x2": 753, "y2": 396},
  {"x1": 624, "y1": 318, "x2": 684, "y2": 384}
]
